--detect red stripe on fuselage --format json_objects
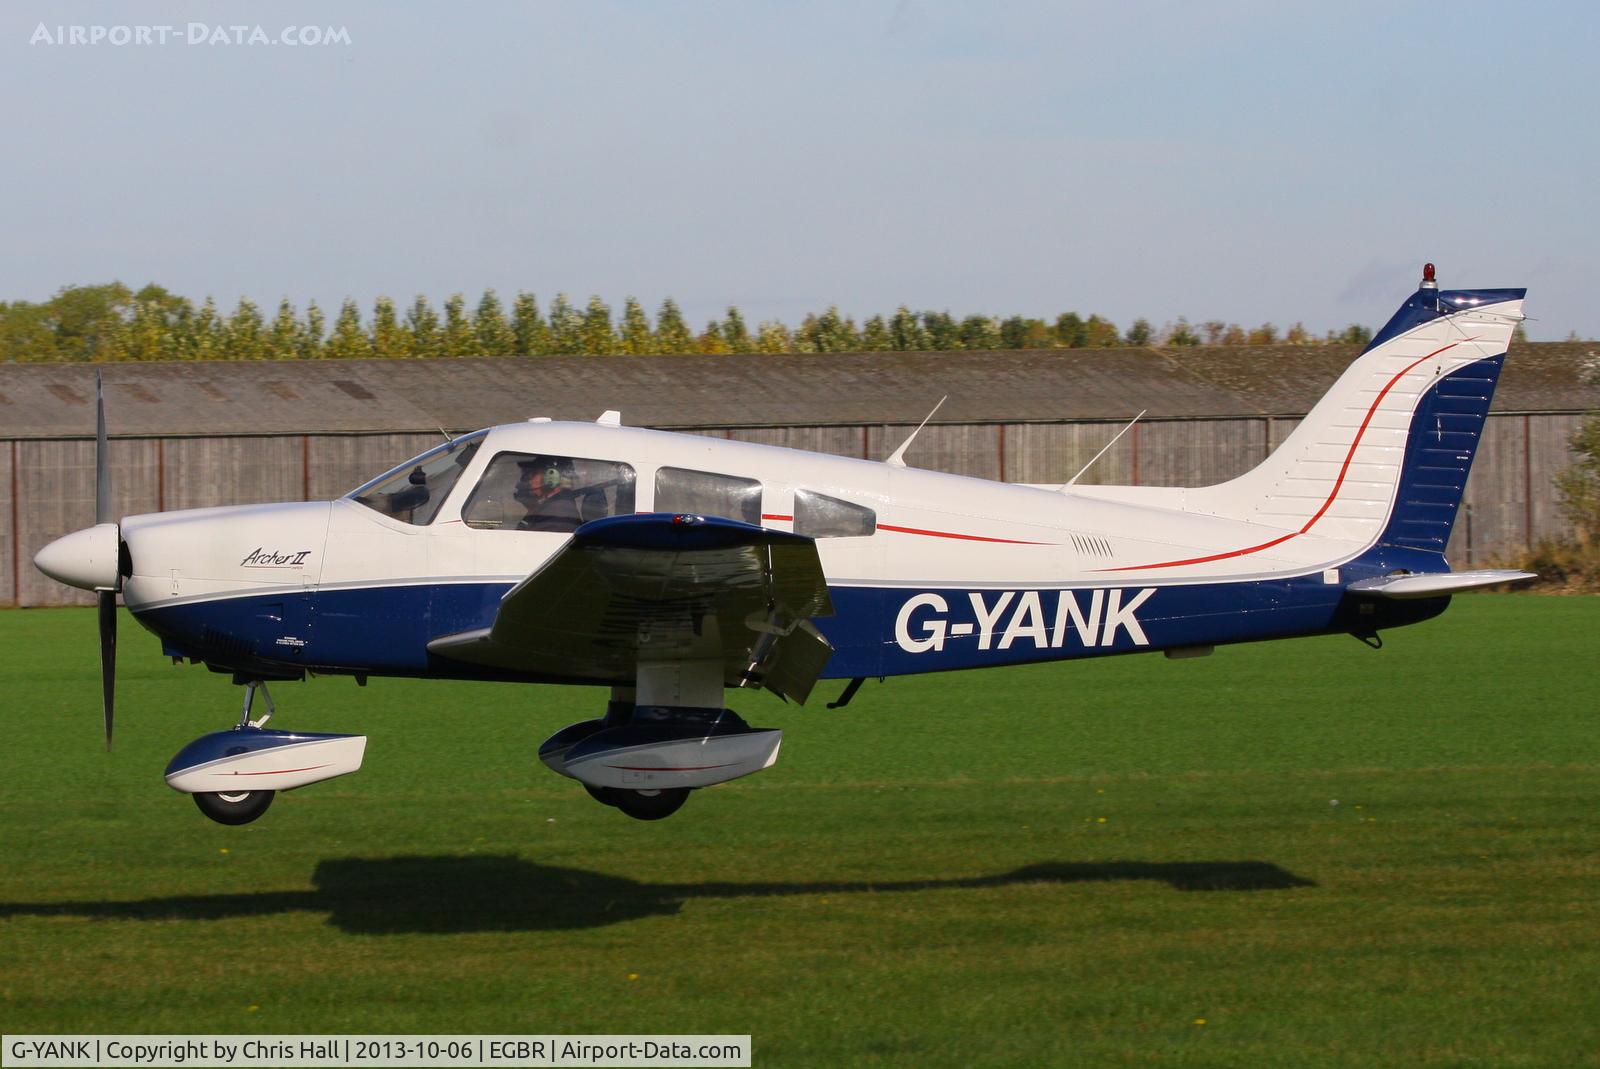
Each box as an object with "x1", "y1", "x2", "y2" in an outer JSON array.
[
  {"x1": 1100, "y1": 340, "x2": 1472, "y2": 573},
  {"x1": 768, "y1": 513, "x2": 1046, "y2": 545},
  {"x1": 879, "y1": 524, "x2": 1047, "y2": 545}
]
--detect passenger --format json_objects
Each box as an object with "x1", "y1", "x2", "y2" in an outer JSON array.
[{"x1": 514, "y1": 458, "x2": 582, "y2": 532}]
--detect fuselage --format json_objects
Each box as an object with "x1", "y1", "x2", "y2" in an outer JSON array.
[{"x1": 117, "y1": 416, "x2": 1444, "y2": 687}]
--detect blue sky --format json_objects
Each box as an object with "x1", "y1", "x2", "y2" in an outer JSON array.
[{"x1": 2, "y1": 1, "x2": 1594, "y2": 339}]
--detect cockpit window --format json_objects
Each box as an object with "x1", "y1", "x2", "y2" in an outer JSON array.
[
  {"x1": 462, "y1": 452, "x2": 637, "y2": 532},
  {"x1": 347, "y1": 432, "x2": 485, "y2": 525}
]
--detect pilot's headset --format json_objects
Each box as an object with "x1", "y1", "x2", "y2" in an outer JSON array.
[{"x1": 518, "y1": 457, "x2": 569, "y2": 496}]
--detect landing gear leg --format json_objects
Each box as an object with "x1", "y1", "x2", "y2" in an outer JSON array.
[{"x1": 236, "y1": 680, "x2": 275, "y2": 728}]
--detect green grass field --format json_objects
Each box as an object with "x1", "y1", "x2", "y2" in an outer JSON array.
[{"x1": 2, "y1": 597, "x2": 1597, "y2": 1066}]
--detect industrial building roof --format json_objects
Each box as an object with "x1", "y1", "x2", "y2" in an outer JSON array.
[{"x1": 1, "y1": 342, "x2": 1594, "y2": 439}]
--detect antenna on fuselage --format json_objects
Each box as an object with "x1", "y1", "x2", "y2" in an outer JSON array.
[
  {"x1": 885, "y1": 396, "x2": 947, "y2": 469},
  {"x1": 435, "y1": 425, "x2": 456, "y2": 446},
  {"x1": 1060, "y1": 409, "x2": 1146, "y2": 492}
]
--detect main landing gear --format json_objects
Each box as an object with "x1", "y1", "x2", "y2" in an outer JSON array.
[
  {"x1": 163, "y1": 681, "x2": 368, "y2": 826},
  {"x1": 538, "y1": 683, "x2": 784, "y2": 822}
]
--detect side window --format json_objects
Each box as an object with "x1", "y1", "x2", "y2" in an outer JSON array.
[
  {"x1": 655, "y1": 467, "x2": 762, "y2": 525},
  {"x1": 794, "y1": 488, "x2": 876, "y2": 538},
  {"x1": 461, "y1": 452, "x2": 636, "y2": 532}
]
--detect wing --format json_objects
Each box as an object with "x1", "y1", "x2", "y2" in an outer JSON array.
[{"x1": 428, "y1": 513, "x2": 836, "y2": 703}]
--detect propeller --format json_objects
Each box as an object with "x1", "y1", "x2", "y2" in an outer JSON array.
[{"x1": 94, "y1": 370, "x2": 116, "y2": 750}]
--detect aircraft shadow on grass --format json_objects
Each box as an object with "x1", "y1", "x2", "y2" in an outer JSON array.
[{"x1": 0, "y1": 856, "x2": 1314, "y2": 935}]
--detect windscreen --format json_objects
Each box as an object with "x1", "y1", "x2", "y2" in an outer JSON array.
[{"x1": 347, "y1": 431, "x2": 486, "y2": 525}]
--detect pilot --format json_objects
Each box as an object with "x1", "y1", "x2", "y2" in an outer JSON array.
[{"x1": 514, "y1": 457, "x2": 582, "y2": 532}]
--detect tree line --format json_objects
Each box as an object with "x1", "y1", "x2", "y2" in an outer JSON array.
[{"x1": 0, "y1": 282, "x2": 1387, "y2": 363}]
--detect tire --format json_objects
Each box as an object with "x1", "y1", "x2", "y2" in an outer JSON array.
[
  {"x1": 611, "y1": 787, "x2": 689, "y2": 821},
  {"x1": 584, "y1": 784, "x2": 620, "y2": 807},
  {"x1": 193, "y1": 789, "x2": 275, "y2": 826}
]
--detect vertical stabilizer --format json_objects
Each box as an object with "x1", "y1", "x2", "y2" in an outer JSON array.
[{"x1": 1189, "y1": 269, "x2": 1524, "y2": 562}]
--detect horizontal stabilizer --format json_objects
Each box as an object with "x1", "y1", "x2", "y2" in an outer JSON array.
[{"x1": 1345, "y1": 569, "x2": 1536, "y2": 599}]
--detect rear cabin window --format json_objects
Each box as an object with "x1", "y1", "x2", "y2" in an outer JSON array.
[
  {"x1": 794, "y1": 489, "x2": 876, "y2": 538},
  {"x1": 461, "y1": 452, "x2": 636, "y2": 532},
  {"x1": 348, "y1": 435, "x2": 483, "y2": 526},
  {"x1": 654, "y1": 467, "x2": 762, "y2": 525}
]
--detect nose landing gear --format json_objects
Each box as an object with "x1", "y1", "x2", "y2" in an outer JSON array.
[{"x1": 165, "y1": 681, "x2": 368, "y2": 826}]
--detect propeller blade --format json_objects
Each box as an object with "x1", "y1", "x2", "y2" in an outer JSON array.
[
  {"x1": 95, "y1": 373, "x2": 117, "y2": 749},
  {"x1": 95, "y1": 370, "x2": 111, "y2": 526},
  {"x1": 98, "y1": 589, "x2": 117, "y2": 750}
]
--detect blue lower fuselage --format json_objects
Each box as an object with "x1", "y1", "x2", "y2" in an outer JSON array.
[{"x1": 132, "y1": 542, "x2": 1448, "y2": 686}]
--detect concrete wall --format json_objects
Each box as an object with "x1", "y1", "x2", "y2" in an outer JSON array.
[{"x1": 7, "y1": 415, "x2": 1584, "y2": 606}]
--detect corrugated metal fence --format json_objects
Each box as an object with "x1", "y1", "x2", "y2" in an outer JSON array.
[{"x1": 5, "y1": 413, "x2": 1583, "y2": 607}]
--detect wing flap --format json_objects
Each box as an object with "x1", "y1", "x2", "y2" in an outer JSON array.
[
  {"x1": 428, "y1": 513, "x2": 835, "y2": 702},
  {"x1": 740, "y1": 619, "x2": 834, "y2": 705}
]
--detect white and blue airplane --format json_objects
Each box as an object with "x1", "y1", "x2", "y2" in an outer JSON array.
[{"x1": 35, "y1": 267, "x2": 1533, "y2": 823}]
